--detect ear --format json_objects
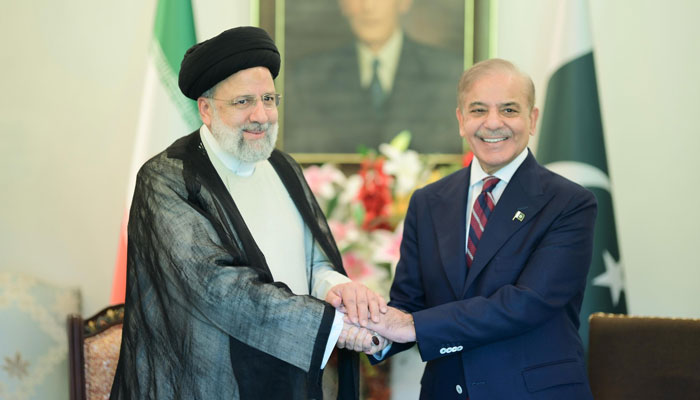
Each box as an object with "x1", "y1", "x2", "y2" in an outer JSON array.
[
  {"x1": 529, "y1": 107, "x2": 539, "y2": 136},
  {"x1": 198, "y1": 97, "x2": 213, "y2": 127},
  {"x1": 456, "y1": 107, "x2": 467, "y2": 138},
  {"x1": 399, "y1": 0, "x2": 413, "y2": 13}
]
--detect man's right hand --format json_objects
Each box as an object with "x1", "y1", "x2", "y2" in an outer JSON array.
[
  {"x1": 337, "y1": 321, "x2": 389, "y2": 355},
  {"x1": 358, "y1": 306, "x2": 416, "y2": 343}
]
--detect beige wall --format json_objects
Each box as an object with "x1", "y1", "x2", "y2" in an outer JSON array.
[
  {"x1": 498, "y1": 0, "x2": 700, "y2": 318},
  {"x1": 0, "y1": 0, "x2": 249, "y2": 315},
  {"x1": 1, "y1": 0, "x2": 698, "y2": 319}
]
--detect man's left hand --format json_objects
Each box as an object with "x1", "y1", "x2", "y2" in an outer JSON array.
[
  {"x1": 362, "y1": 306, "x2": 416, "y2": 343},
  {"x1": 326, "y1": 282, "x2": 388, "y2": 326}
]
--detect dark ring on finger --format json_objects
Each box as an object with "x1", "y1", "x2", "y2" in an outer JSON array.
[{"x1": 372, "y1": 335, "x2": 380, "y2": 346}]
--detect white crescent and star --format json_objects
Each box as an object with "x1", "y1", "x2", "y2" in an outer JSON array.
[
  {"x1": 594, "y1": 250, "x2": 625, "y2": 307},
  {"x1": 545, "y1": 160, "x2": 626, "y2": 307}
]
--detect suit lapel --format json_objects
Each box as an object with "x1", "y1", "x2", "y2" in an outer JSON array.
[
  {"x1": 387, "y1": 38, "x2": 420, "y2": 106},
  {"x1": 321, "y1": 46, "x2": 375, "y2": 118},
  {"x1": 327, "y1": 46, "x2": 363, "y2": 91},
  {"x1": 462, "y1": 152, "x2": 552, "y2": 296},
  {"x1": 429, "y1": 167, "x2": 470, "y2": 299}
]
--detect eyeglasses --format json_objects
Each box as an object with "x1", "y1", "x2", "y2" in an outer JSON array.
[{"x1": 208, "y1": 93, "x2": 281, "y2": 110}]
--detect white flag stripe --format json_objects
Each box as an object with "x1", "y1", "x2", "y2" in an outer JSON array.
[
  {"x1": 546, "y1": 0, "x2": 594, "y2": 80},
  {"x1": 127, "y1": 55, "x2": 193, "y2": 204}
]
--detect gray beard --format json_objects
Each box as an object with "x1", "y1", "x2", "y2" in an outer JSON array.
[{"x1": 209, "y1": 117, "x2": 278, "y2": 163}]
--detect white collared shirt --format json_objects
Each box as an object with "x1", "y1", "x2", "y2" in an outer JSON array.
[
  {"x1": 356, "y1": 29, "x2": 403, "y2": 93},
  {"x1": 465, "y1": 148, "x2": 530, "y2": 251}
]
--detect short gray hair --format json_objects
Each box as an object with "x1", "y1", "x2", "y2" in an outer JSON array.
[
  {"x1": 457, "y1": 58, "x2": 535, "y2": 111},
  {"x1": 200, "y1": 82, "x2": 221, "y2": 99},
  {"x1": 200, "y1": 87, "x2": 214, "y2": 99}
]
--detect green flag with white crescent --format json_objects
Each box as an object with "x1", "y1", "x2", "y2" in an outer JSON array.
[
  {"x1": 536, "y1": 0, "x2": 627, "y2": 351},
  {"x1": 112, "y1": 0, "x2": 199, "y2": 303}
]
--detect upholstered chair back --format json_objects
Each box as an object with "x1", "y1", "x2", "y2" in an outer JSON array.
[
  {"x1": 67, "y1": 304, "x2": 124, "y2": 400},
  {"x1": 588, "y1": 312, "x2": 700, "y2": 399}
]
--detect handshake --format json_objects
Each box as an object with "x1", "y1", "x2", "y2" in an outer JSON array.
[{"x1": 326, "y1": 282, "x2": 417, "y2": 355}]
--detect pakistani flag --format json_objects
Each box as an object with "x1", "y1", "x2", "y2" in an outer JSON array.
[
  {"x1": 111, "y1": 0, "x2": 199, "y2": 303},
  {"x1": 536, "y1": 0, "x2": 627, "y2": 351}
]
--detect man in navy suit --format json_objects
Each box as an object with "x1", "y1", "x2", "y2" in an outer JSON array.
[{"x1": 364, "y1": 59, "x2": 597, "y2": 399}]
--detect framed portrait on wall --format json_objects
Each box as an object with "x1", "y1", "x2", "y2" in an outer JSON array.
[{"x1": 260, "y1": 0, "x2": 480, "y2": 163}]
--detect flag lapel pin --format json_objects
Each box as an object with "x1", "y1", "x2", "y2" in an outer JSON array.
[{"x1": 512, "y1": 211, "x2": 525, "y2": 222}]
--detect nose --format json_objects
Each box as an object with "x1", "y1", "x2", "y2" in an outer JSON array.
[
  {"x1": 248, "y1": 99, "x2": 269, "y2": 124},
  {"x1": 483, "y1": 109, "x2": 504, "y2": 130}
]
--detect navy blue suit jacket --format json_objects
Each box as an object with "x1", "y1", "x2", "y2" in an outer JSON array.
[{"x1": 380, "y1": 151, "x2": 596, "y2": 399}]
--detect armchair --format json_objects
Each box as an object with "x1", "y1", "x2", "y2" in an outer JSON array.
[{"x1": 67, "y1": 304, "x2": 124, "y2": 400}]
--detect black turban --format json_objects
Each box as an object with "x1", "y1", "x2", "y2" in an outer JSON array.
[{"x1": 178, "y1": 26, "x2": 280, "y2": 100}]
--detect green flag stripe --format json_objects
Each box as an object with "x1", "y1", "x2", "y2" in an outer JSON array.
[
  {"x1": 538, "y1": 52, "x2": 608, "y2": 175},
  {"x1": 151, "y1": 0, "x2": 199, "y2": 130},
  {"x1": 537, "y1": 50, "x2": 627, "y2": 355},
  {"x1": 577, "y1": 186, "x2": 627, "y2": 350},
  {"x1": 152, "y1": 39, "x2": 200, "y2": 129},
  {"x1": 154, "y1": 0, "x2": 196, "y2": 75}
]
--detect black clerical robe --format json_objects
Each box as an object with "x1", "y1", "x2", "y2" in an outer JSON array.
[{"x1": 110, "y1": 131, "x2": 359, "y2": 399}]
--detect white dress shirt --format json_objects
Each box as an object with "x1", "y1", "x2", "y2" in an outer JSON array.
[{"x1": 356, "y1": 28, "x2": 403, "y2": 93}]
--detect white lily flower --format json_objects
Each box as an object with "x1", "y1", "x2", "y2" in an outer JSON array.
[
  {"x1": 380, "y1": 143, "x2": 423, "y2": 196},
  {"x1": 338, "y1": 174, "x2": 363, "y2": 205}
]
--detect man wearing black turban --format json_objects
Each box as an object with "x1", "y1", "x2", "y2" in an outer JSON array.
[{"x1": 110, "y1": 26, "x2": 388, "y2": 400}]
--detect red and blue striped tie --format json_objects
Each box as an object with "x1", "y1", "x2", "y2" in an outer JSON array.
[{"x1": 466, "y1": 176, "x2": 500, "y2": 268}]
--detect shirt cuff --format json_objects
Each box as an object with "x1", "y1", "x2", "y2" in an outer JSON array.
[
  {"x1": 321, "y1": 309, "x2": 344, "y2": 369},
  {"x1": 372, "y1": 342, "x2": 393, "y2": 361}
]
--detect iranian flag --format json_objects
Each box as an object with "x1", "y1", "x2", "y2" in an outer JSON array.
[
  {"x1": 111, "y1": 0, "x2": 200, "y2": 303},
  {"x1": 536, "y1": 0, "x2": 628, "y2": 350}
]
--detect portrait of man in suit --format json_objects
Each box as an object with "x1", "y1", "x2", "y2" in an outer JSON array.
[{"x1": 284, "y1": 0, "x2": 465, "y2": 154}]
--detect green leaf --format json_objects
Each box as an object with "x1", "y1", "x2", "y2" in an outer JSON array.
[
  {"x1": 326, "y1": 195, "x2": 339, "y2": 217},
  {"x1": 352, "y1": 203, "x2": 365, "y2": 226},
  {"x1": 389, "y1": 130, "x2": 412, "y2": 151}
]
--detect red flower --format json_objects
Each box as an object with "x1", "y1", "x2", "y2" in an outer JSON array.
[
  {"x1": 357, "y1": 157, "x2": 393, "y2": 231},
  {"x1": 462, "y1": 151, "x2": 474, "y2": 167}
]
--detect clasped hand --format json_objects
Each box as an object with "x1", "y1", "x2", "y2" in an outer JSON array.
[
  {"x1": 336, "y1": 307, "x2": 417, "y2": 354},
  {"x1": 326, "y1": 283, "x2": 416, "y2": 354},
  {"x1": 336, "y1": 321, "x2": 389, "y2": 355},
  {"x1": 326, "y1": 282, "x2": 389, "y2": 354}
]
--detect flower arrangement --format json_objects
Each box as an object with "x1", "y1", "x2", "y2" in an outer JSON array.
[{"x1": 304, "y1": 131, "x2": 463, "y2": 300}]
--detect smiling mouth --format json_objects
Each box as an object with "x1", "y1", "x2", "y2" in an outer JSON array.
[
  {"x1": 244, "y1": 129, "x2": 265, "y2": 137},
  {"x1": 482, "y1": 137, "x2": 508, "y2": 143}
]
